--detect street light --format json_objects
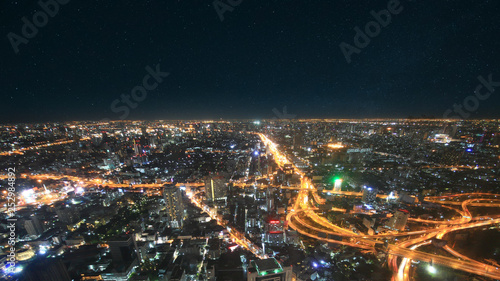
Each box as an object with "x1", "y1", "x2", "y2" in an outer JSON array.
[{"x1": 427, "y1": 265, "x2": 437, "y2": 274}]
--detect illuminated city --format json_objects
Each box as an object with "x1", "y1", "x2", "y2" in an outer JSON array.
[
  {"x1": 0, "y1": 120, "x2": 499, "y2": 281},
  {"x1": 2, "y1": 1, "x2": 500, "y2": 280}
]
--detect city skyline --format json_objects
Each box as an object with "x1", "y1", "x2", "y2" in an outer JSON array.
[
  {"x1": 0, "y1": 119, "x2": 499, "y2": 280},
  {"x1": 1, "y1": 1, "x2": 500, "y2": 280}
]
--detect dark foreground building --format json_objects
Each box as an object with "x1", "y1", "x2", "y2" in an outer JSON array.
[{"x1": 247, "y1": 258, "x2": 292, "y2": 281}]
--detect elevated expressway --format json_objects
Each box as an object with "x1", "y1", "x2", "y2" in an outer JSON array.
[{"x1": 258, "y1": 133, "x2": 500, "y2": 280}]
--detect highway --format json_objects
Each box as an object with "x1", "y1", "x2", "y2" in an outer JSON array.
[
  {"x1": 184, "y1": 188, "x2": 267, "y2": 259},
  {"x1": 2, "y1": 133, "x2": 499, "y2": 280},
  {"x1": 258, "y1": 133, "x2": 500, "y2": 281},
  {"x1": 0, "y1": 138, "x2": 90, "y2": 156}
]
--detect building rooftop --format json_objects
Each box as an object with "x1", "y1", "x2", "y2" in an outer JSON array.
[{"x1": 251, "y1": 258, "x2": 283, "y2": 275}]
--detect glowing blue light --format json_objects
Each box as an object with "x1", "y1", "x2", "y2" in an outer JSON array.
[
  {"x1": 254, "y1": 151, "x2": 259, "y2": 156},
  {"x1": 4, "y1": 265, "x2": 23, "y2": 274},
  {"x1": 312, "y1": 262, "x2": 318, "y2": 268}
]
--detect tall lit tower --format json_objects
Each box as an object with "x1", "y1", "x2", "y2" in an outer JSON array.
[
  {"x1": 204, "y1": 176, "x2": 227, "y2": 202},
  {"x1": 266, "y1": 187, "x2": 275, "y2": 211},
  {"x1": 163, "y1": 185, "x2": 184, "y2": 228},
  {"x1": 133, "y1": 139, "x2": 140, "y2": 156}
]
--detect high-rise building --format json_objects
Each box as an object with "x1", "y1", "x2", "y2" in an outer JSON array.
[
  {"x1": 108, "y1": 236, "x2": 137, "y2": 264},
  {"x1": 264, "y1": 218, "x2": 284, "y2": 245},
  {"x1": 247, "y1": 258, "x2": 292, "y2": 281},
  {"x1": 24, "y1": 217, "x2": 44, "y2": 237},
  {"x1": 133, "y1": 139, "x2": 141, "y2": 156},
  {"x1": 362, "y1": 187, "x2": 377, "y2": 204},
  {"x1": 293, "y1": 133, "x2": 304, "y2": 149},
  {"x1": 164, "y1": 185, "x2": 184, "y2": 228},
  {"x1": 105, "y1": 236, "x2": 140, "y2": 281},
  {"x1": 204, "y1": 176, "x2": 227, "y2": 201},
  {"x1": 234, "y1": 201, "x2": 247, "y2": 230},
  {"x1": 140, "y1": 127, "x2": 149, "y2": 147},
  {"x1": 386, "y1": 209, "x2": 410, "y2": 231},
  {"x1": 266, "y1": 187, "x2": 275, "y2": 211}
]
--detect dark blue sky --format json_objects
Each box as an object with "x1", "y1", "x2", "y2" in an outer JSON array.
[{"x1": 1, "y1": 0, "x2": 499, "y2": 122}]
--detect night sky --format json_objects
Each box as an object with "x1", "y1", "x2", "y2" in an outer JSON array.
[{"x1": 1, "y1": 0, "x2": 500, "y2": 123}]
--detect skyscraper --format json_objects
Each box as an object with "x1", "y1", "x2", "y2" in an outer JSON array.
[
  {"x1": 24, "y1": 217, "x2": 44, "y2": 237},
  {"x1": 293, "y1": 133, "x2": 304, "y2": 149},
  {"x1": 266, "y1": 187, "x2": 275, "y2": 212},
  {"x1": 164, "y1": 185, "x2": 184, "y2": 228},
  {"x1": 204, "y1": 176, "x2": 227, "y2": 202},
  {"x1": 264, "y1": 218, "x2": 285, "y2": 245},
  {"x1": 133, "y1": 139, "x2": 141, "y2": 156}
]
